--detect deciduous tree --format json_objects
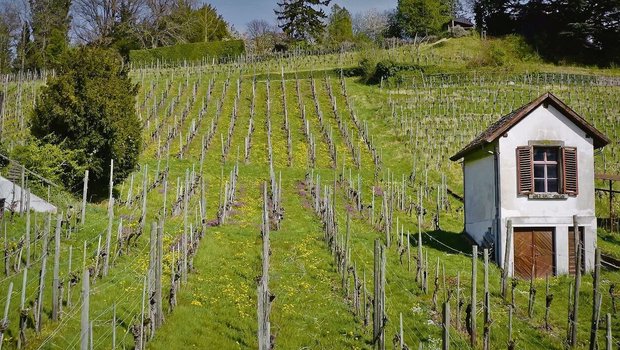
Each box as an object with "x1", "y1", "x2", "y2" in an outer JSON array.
[{"x1": 326, "y1": 5, "x2": 353, "y2": 46}]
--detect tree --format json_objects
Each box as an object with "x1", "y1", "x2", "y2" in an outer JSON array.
[
  {"x1": 275, "y1": 0, "x2": 331, "y2": 42},
  {"x1": 15, "y1": 22, "x2": 35, "y2": 71},
  {"x1": 474, "y1": 0, "x2": 619, "y2": 65},
  {"x1": 473, "y1": 0, "x2": 515, "y2": 35},
  {"x1": 397, "y1": 0, "x2": 449, "y2": 37},
  {"x1": 131, "y1": 1, "x2": 229, "y2": 48},
  {"x1": 0, "y1": 2, "x2": 20, "y2": 73},
  {"x1": 326, "y1": 5, "x2": 353, "y2": 46},
  {"x1": 246, "y1": 19, "x2": 280, "y2": 53},
  {"x1": 72, "y1": 0, "x2": 144, "y2": 50},
  {"x1": 29, "y1": 0, "x2": 72, "y2": 69},
  {"x1": 187, "y1": 4, "x2": 230, "y2": 43},
  {"x1": 352, "y1": 9, "x2": 390, "y2": 41},
  {"x1": 31, "y1": 47, "x2": 141, "y2": 197}
]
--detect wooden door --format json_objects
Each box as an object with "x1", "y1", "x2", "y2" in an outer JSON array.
[
  {"x1": 513, "y1": 227, "x2": 555, "y2": 279},
  {"x1": 568, "y1": 227, "x2": 585, "y2": 275}
]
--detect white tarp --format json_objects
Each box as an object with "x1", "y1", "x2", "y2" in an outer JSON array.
[{"x1": 0, "y1": 175, "x2": 57, "y2": 213}]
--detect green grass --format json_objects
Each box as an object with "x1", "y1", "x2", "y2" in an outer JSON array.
[{"x1": 0, "y1": 36, "x2": 617, "y2": 349}]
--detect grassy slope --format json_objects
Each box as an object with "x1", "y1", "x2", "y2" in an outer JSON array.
[{"x1": 0, "y1": 35, "x2": 617, "y2": 349}]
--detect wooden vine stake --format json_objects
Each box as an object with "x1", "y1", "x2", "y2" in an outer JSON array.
[
  {"x1": 0, "y1": 282, "x2": 13, "y2": 349},
  {"x1": 18, "y1": 268, "x2": 27, "y2": 349},
  {"x1": 80, "y1": 267, "x2": 90, "y2": 350},
  {"x1": 569, "y1": 215, "x2": 581, "y2": 347},
  {"x1": 508, "y1": 306, "x2": 515, "y2": 350},
  {"x1": 442, "y1": 294, "x2": 450, "y2": 350},
  {"x1": 470, "y1": 245, "x2": 477, "y2": 348},
  {"x1": 606, "y1": 313, "x2": 612, "y2": 350},
  {"x1": 544, "y1": 274, "x2": 554, "y2": 330},
  {"x1": 35, "y1": 213, "x2": 51, "y2": 333},
  {"x1": 258, "y1": 183, "x2": 272, "y2": 350},
  {"x1": 483, "y1": 249, "x2": 491, "y2": 350},
  {"x1": 589, "y1": 249, "x2": 601, "y2": 350},
  {"x1": 81, "y1": 170, "x2": 88, "y2": 225},
  {"x1": 155, "y1": 221, "x2": 164, "y2": 328},
  {"x1": 103, "y1": 196, "x2": 114, "y2": 277},
  {"x1": 52, "y1": 213, "x2": 62, "y2": 321},
  {"x1": 502, "y1": 219, "x2": 513, "y2": 300},
  {"x1": 373, "y1": 239, "x2": 386, "y2": 350}
]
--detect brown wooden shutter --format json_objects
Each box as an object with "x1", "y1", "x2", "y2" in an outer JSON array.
[
  {"x1": 516, "y1": 146, "x2": 533, "y2": 195},
  {"x1": 563, "y1": 147, "x2": 578, "y2": 195}
]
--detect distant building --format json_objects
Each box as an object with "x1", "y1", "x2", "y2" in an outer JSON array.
[
  {"x1": 448, "y1": 17, "x2": 475, "y2": 31},
  {"x1": 450, "y1": 93, "x2": 609, "y2": 278}
]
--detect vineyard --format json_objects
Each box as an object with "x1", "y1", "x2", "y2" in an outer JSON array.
[{"x1": 0, "y1": 36, "x2": 619, "y2": 349}]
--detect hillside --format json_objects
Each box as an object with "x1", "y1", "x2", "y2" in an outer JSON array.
[{"x1": 0, "y1": 35, "x2": 618, "y2": 349}]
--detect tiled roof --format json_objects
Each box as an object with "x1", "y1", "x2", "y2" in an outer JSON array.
[{"x1": 450, "y1": 92, "x2": 610, "y2": 161}]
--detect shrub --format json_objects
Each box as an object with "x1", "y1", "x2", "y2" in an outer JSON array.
[
  {"x1": 468, "y1": 35, "x2": 541, "y2": 68},
  {"x1": 11, "y1": 140, "x2": 87, "y2": 189},
  {"x1": 451, "y1": 25, "x2": 469, "y2": 38},
  {"x1": 129, "y1": 40, "x2": 245, "y2": 66},
  {"x1": 367, "y1": 60, "x2": 421, "y2": 84},
  {"x1": 31, "y1": 47, "x2": 141, "y2": 199}
]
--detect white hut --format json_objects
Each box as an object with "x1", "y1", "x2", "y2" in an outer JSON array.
[{"x1": 450, "y1": 93, "x2": 609, "y2": 278}]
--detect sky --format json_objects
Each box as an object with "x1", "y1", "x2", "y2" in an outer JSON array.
[{"x1": 204, "y1": 0, "x2": 397, "y2": 32}]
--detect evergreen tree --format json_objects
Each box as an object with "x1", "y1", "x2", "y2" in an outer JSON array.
[
  {"x1": 14, "y1": 23, "x2": 34, "y2": 72},
  {"x1": 473, "y1": 0, "x2": 515, "y2": 35},
  {"x1": 31, "y1": 47, "x2": 141, "y2": 197},
  {"x1": 326, "y1": 5, "x2": 353, "y2": 46},
  {"x1": 275, "y1": 0, "x2": 331, "y2": 42},
  {"x1": 109, "y1": 2, "x2": 142, "y2": 60},
  {"x1": 475, "y1": 0, "x2": 619, "y2": 65},
  {"x1": 29, "y1": 0, "x2": 71, "y2": 70},
  {"x1": 0, "y1": 18, "x2": 11, "y2": 74},
  {"x1": 0, "y1": 4, "x2": 19, "y2": 73}
]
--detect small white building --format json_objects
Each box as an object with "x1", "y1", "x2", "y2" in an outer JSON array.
[{"x1": 450, "y1": 93, "x2": 609, "y2": 278}]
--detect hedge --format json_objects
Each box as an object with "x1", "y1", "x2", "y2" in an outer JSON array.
[{"x1": 129, "y1": 40, "x2": 245, "y2": 66}]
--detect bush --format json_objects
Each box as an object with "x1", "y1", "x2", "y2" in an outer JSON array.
[
  {"x1": 367, "y1": 60, "x2": 421, "y2": 84},
  {"x1": 129, "y1": 40, "x2": 245, "y2": 66},
  {"x1": 451, "y1": 25, "x2": 469, "y2": 38},
  {"x1": 31, "y1": 47, "x2": 141, "y2": 199},
  {"x1": 11, "y1": 141, "x2": 88, "y2": 189},
  {"x1": 467, "y1": 35, "x2": 541, "y2": 68}
]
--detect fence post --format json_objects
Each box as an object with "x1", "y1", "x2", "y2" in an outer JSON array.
[
  {"x1": 103, "y1": 197, "x2": 114, "y2": 277},
  {"x1": 155, "y1": 221, "x2": 164, "y2": 328},
  {"x1": 36, "y1": 213, "x2": 51, "y2": 333},
  {"x1": 373, "y1": 239, "x2": 386, "y2": 350},
  {"x1": 443, "y1": 298, "x2": 450, "y2": 350},
  {"x1": 0, "y1": 282, "x2": 13, "y2": 349},
  {"x1": 570, "y1": 215, "x2": 582, "y2": 347},
  {"x1": 112, "y1": 304, "x2": 116, "y2": 350},
  {"x1": 25, "y1": 190, "x2": 30, "y2": 267},
  {"x1": 483, "y1": 249, "x2": 491, "y2": 350},
  {"x1": 51, "y1": 213, "x2": 62, "y2": 321},
  {"x1": 18, "y1": 268, "x2": 27, "y2": 349},
  {"x1": 81, "y1": 170, "x2": 89, "y2": 225},
  {"x1": 502, "y1": 219, "x2": 513, "y2": 299},
  {"x1": 471, "y1": 245, "x2": 477, "y2": 348},
  {"x1": 589, "y1": 249, "x2": 601, "y2": 350},
  {"x1": 80, "y1": 268, "x2": 90, "y2": 350},
  {"x1": 606, "y1": 313, "x2": 612, "y2": 350}
]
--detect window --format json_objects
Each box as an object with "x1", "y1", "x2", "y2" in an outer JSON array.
[
  {"x1": 533, "y1": 147, "x2": 558, "y2": 193},
  {"x1": 516, "y1": 145, "x2": 578, "y2": 196}
]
